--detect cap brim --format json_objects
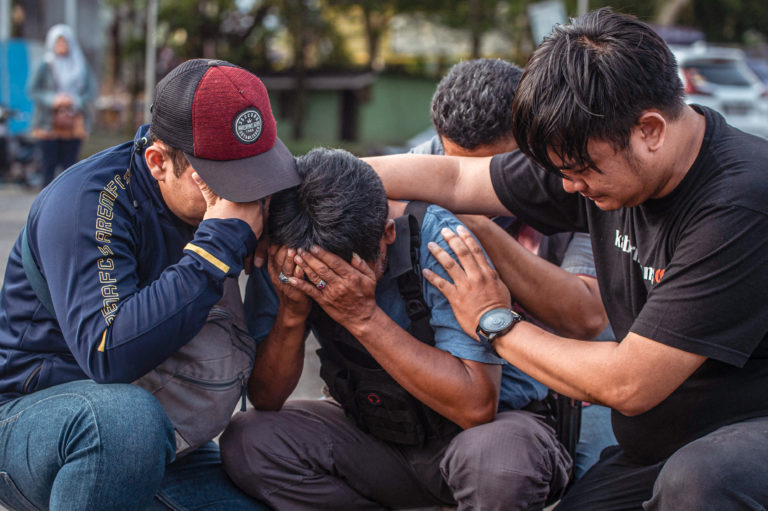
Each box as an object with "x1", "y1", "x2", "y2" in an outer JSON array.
[{"x1": 185, "y1": 138, "x2": 300, "y2": 203}]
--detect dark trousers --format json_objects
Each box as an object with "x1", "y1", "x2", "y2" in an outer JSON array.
[
  {"x1": 556, "y1": 416, "x2": 768, "y2": 510},
  {"x1": 39, "y1": 138, "x2": 81, "y2": 186},
  {"x1": 220, "y1": 399, "x2": 571, "y2": 511},
  {"x1": 0, "y1": 136, "x2": 8, "y2": 177}
]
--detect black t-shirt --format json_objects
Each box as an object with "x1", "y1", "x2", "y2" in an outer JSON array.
[{"x1": 490, "y1": 106, "x2": 768, "y2": 464}]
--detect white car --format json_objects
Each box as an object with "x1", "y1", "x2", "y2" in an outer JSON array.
[{"x1": 670, "y1": 43, "x2": 768, "y2": 139}]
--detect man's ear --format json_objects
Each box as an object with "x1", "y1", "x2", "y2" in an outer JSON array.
[
  {"x1": 144, "y1": 143, "x2": 169, "y2": 181},
  {"x1": 383, "y1": 219, "x2": 396, "y2": 245},
  {"x1": 636, "y1": 111, "x2": 666, "y2": 153}
]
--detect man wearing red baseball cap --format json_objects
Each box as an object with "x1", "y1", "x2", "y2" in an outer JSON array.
[{"x1": 0, "y1": 59, "x2": 294, "y2": 509}]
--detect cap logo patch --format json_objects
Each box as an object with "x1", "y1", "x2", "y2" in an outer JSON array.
[{"x1": 232, "y1": 108, "x2": 263, "y2": 145}]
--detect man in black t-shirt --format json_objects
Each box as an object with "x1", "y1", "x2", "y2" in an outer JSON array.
[
  {"x1": 365, "y1": 8, "x2": 768, "y2": 511},
  {"x1": 411, "y1": 58, "x2": 617, "y2": 480}
]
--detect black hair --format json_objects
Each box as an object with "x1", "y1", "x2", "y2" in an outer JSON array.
[
  {"x1": 431, "y1": 58, "x2": 523, "y2": 149},
  {"x1": 511, "y1": 8, "x2": 686, "y2": 175},
  {"x1": 268, "y1": 147, "x2": 388, "y2": 263},
  {"x1": 147, "y1": 129, "x2": 189, "y2": 177}
]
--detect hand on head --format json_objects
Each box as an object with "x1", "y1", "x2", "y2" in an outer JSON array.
[
  {"x1": 284, "y1": 245, "x2": 379, "y2": 329},
  {"x1": 423, "y1": 225, "x2": 512, "y2": 339},
  {"x1": 267, "y1": 244, "x2": 312, "y2": 321},
  {"x1": 192, "y1": 172, "x2": 268, "y2": 240}
]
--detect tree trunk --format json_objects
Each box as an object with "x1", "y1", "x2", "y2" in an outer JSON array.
[
  {"x1": 469, "y1": 0, "x2": 483, "y2": 58},
  {"x1": 655, "y1": 0, "x2": 691, "y2": 26},
  {"x1": 130, "y1": 3, "x2": 144, "y2": 131},
  {"x1": 363, "y1": 4, "x2": 389, "y2": 70},
  {"x1": 109, "y1": 6, "x2": 122, "y2": 85},
  {"x1": 363, "y1": 5, "x2": 378, "y2": 70},
  {"x1": 291, "y1": 1, "x2": 307, "y2": 140}
]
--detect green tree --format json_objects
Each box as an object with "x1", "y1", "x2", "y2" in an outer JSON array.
[
  {"x1": 425, "y1": 0, "x2": 501, "y2": 59},
  {"x1": 325, "y1": 0, "x2": 397, "y2": 69},
  {"x1": 274, "y1": 0, "x2": 351, "y2": 137},
  {"x1": 157, "y1": 0, "x2": 276, "y2": 70},
  {"x1": 103, "y1": 0, "x2": 150, "y2": 129},
  {"x1": 572, "y1": 0, "x2": 768, "y2": 45},
  {"x1": 681, "y1": 0, "x2": 768, "y2": 44}
]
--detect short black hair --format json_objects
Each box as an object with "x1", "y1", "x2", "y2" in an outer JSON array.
[
  {"x1": 511, "y1": 8, "x2": 686, "y2": 175},
  {"x1": 431, "y1": 59, "x2": 523, "y2": 149},
  {"x1": 268, "y1": 147, "x2": 388, "y2": 263}
]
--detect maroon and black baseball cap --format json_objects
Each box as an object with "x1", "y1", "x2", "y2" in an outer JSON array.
[{"x1": 151, "y1": 59, "x2": 300, "y2": 202}]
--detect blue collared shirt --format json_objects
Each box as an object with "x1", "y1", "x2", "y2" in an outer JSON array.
[{"x1": 245, "y1": 204, "x2": 548, "y2": 411}]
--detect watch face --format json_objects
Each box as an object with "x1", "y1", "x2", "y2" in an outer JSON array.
[{"x1": 480, "y1": 309, "x2": 514, "y2": 334}]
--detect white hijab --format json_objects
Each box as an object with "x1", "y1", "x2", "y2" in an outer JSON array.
[{"x1": 44, "y1": 24, "x2": 88, "y2": 96}]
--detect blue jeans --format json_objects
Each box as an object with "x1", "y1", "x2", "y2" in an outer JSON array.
[
  {"x1": 152, "y1": 441, "x2": 271, "y2": 511},
  {"x1": 573, "y1": 404, "x2": 617, "y2": 480},
  {"x1": 0, "y1": 380, "x2": 269, "y2": 510}
]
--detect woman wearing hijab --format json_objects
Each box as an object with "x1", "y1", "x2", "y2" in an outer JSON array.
[{"x1": 28, "y1": 24, "x2": 98, "y2": 187}]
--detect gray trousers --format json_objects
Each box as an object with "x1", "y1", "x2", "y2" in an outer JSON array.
[
  {"x1": 220, "y1": 399, "x2": 571, "y2": 511},
  {"x1": 556, "y1": 415, "x2": 768, "y2": 511}
]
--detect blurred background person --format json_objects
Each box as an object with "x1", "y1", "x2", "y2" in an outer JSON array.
[{"x1": 28, "y1": 23, "x2": 98, "y2": 188}]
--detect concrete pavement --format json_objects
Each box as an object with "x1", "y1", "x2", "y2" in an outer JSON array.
[{"x1": 0, "y1": 184, "x2": 35, "y2": 280}]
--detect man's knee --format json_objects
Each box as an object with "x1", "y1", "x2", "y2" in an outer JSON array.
[
  {"x1": 220, "y1": 410, "x2": 258, "y2": 468},
  {"x1": 220, "y1": 409, "x2": 291, "y2": 493},
  {"x1": 222, "y1": 401, "x2": 346, "y2": 472},
  {"x1": 444, "y1": 411, "x2": 567, "y2": 474},
  {"x1": 76, "y1": 383, "x2": 175, "y2": 464},
  {"x1": 0, "y1": 382, "x2": 173, "y2": 510},
  {"x1": 221, "y1": 409, "x2": 280, "y2": 462},
  {"x1": 649, "y1": 446, "x2": 724, "y2": 510},
  {"x1": 649, "y1": 420, "x2": 768, "y2": 510},
  {"x1": 441, "y1": 411, "x2": 571, "y2": 509}
]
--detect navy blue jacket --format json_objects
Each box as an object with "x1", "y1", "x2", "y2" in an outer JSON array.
[{"x1": 0, "y1": 126, "x2": 257, "y2": 405}]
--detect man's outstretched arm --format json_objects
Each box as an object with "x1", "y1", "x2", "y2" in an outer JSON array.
[{"x1": 364, "y1": 154, "x2": 511, "y2": 216}]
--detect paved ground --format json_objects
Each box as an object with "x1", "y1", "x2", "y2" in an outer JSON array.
[{"x1": 0, "y1": 184, "x2": 35, "y2": 280}]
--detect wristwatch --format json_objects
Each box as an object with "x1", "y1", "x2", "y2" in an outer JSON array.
[{"x1": 476, "y1": 308, "x2": 524, "y2": 354}]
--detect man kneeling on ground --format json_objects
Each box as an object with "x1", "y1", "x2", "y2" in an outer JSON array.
[{"x1": 220, "y1": 147, "x2": 571, "y2": 510}]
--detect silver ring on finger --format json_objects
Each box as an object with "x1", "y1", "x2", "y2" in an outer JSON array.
[
  {"x1": 315, "y1": 279, "x2": 327, "y2": 290},
  {"x1": 278, "y1": 272, "x2": 291, "y2": 284}
]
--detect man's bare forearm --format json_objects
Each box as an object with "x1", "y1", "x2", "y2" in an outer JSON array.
[
  {"x1": 364, "y1": 154, "x2": 509, "y2": 215},
  {"x1": 462, "y1": 215, "x2": 608, "y2": 338},
  {"x1": 420, "y1": 225, "x2": 707, "y2": 417},
  {"x1": 493, "y1": 322, "x2": 705, "y2": 416},
  {"x1": 364, "y1": 154, "x2": 460, "y2": 203},
  {"x1": 247, "y1": 311, "x2": 307, "y2": 410}
]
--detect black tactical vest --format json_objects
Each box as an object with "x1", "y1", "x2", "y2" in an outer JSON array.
[{"x1": 311, "y1": 201, "x2": 462, "y2": 446}]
